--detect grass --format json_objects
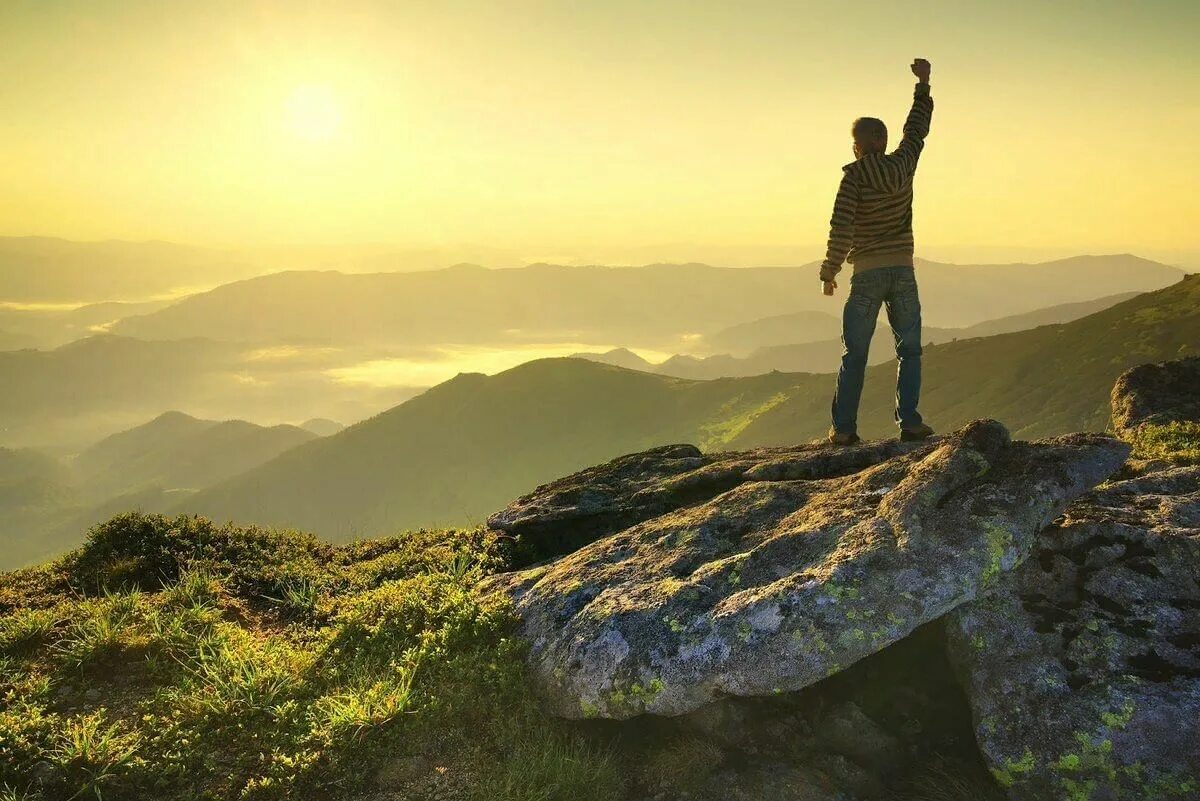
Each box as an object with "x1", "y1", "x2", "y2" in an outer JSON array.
[
  {"x1": 0, "y1": 512, "x2": 621, "y2": 801},
  {"x1": 1, "y1": 505, "x2": 1094, "y2": 801},
  {"x1": 1129, "y1": 421, "x2": 1200, "y2": 464}
]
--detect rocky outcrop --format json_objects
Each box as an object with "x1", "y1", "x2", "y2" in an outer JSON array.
[
  {"x1": 1111, "y1": 356, "x2": 1200, "y2": 436},
  {"x1": 946, "y1": 467, "x2": 1200, "y2": 798},
  {"x1": 486, "y1": 421, "x2": 1128, "y2": 719},
  {"x1": 948, "y1": 359, "x2": 1200, "y2": 799},
  {"x1": 488, "y1": 439, "x2": 924, "y2": 564}
]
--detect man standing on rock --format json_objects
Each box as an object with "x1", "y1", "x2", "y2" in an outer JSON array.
[{"x1": 820, "y1": 58, "x2": 936, "y2": 446}]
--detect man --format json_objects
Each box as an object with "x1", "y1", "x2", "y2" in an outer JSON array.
[{"x1": 820, "y1": 58, "x2": 935, "y2": 446}]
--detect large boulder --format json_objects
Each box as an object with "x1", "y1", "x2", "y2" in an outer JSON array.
[
  {"x1": 946, "y1": 466, "x2": 1200, "y2": 799},
  {"x1": 489, "y1": 439, "x2": 923, "y2": 564},
  {"x1": 485, "y1": 421, "x2": 1128, "y2": 719},
  {"x1": 1111, "y1": 356, "x2": 1200, "y2": 436}
]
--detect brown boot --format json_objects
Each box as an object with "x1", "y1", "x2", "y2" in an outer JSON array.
[
  {"x1": 827, "y1": 428, "x2": 861, "y2": 446},
  {"x1": 900, "y1": 423, "x2": 935, "y2": 442}
]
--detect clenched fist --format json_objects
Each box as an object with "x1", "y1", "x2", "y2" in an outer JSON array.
[{"x1": 911, "y1": 58, "x2": 931, "y2": 83}]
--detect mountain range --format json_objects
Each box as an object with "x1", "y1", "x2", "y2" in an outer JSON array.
[
  {"x1": 0, "y1": 412, "x2": 332, "y2": 569},
  {"x1": 576, "y1": 291, "x2": 1141, "y2": 378},
  {"x1": 168, "y1": 275, "x2": 1199, "y2": 543},
  {"x1": 109, "y1": 255, "x2": 1182, "y2": 347}
]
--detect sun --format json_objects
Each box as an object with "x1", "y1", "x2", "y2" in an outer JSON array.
[{"x1": 284, "y1": 84, "x2": 344, "y2": 143}]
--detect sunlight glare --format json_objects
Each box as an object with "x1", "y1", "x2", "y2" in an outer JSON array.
[{"x1": 285, "y1": 84, "x2": 344, "y2": 143}]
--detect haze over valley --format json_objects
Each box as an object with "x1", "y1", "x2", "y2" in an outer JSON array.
[{"x1": 0, "y1": 238, "x2": 1193, "y2": 568}]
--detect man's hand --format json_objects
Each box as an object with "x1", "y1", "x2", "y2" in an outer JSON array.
[
  {"x1": 822, "y1": 280, "x2": 837, "y2": 297},
  {"x1": 911, "y1": 58, "x2": 931, "y2": 84}
]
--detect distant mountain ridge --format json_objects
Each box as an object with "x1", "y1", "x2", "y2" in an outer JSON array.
[
  {"x1": 110, "y1": 255, "x2": 1182, "y2": 346},
  {"x1": 170, "y1": 275, "x2": 1199, "y2": 542},
  {"x1": 0, "y1": 412, "x2": 323, "y2": 569},
  {"x1": 576, "y1": 291, "x2": 1143, "y2": 379},
  {"x1": 0, "y1": 237, "x2": 260, "y2": 304},
  {"x1": 75, "y1": 411, "x2": 317, "y2": 497},
  {"x1": 0, "y1": 335, "x2": 418, "y2": 451}
]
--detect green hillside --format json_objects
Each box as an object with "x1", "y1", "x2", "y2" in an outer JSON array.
[
  {"x1": 175, "y1": 362, "x2": 803, "y2": 539},
  {"x1": 731, "y1": 274, "x2": 1200, "y2": 445},
  {"x1": 0, "y1": 416, "x2": 316, "y2": 570},
  {"x1": 585, "y1": 291, "x2": 1142, "y2": 380}
]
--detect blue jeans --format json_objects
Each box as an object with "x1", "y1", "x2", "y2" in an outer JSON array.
[{"x1": 830, "y1": 265, "x2": 924, "y2": 434}]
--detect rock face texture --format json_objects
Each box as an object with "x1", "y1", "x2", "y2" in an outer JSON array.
[
  {"x1": 1111, "y1": 355, "x2": 1200, "y2": 436},
  {"x1": 488, "y1": 439, "x2": 924, "y2": 564},
  {"x1": 948, "y1": 359, "x2": 1200, "y2": 799},
  {"x1": 947, "y1": 467, "x2": 1200, "y2": 798},
  {"x1": 486, "y1": 421, "x2": 1128, "y2": 719}
]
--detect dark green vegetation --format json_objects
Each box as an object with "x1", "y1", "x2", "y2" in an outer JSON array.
[
  {"x1": 0, "y1": 513, "x2": 1000, "y2": 801},
  {"x1": 110, "y1": 255, "x2": 1179, "y2": 344},
  {"x1": 0, "y1": 514, "x2": 564, "y2": 801},
  {"x1": 733, "y1": 273, "x2": 1200, "y2": 444},
  {"x1": 172, "y1": 276, "x2": 1200, "y2": 543}
]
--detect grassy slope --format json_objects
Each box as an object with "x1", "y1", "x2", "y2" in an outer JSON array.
[
  {"x1": 176, "y1": 362, "x2": 802, "y2": 540},
  {"x1": 0, "y1": 513, "x2": 1003, "y2": 801},
  {"x1": 0, "y1": 514, "x2": 585, "y2": 801},
  {"x1": 731, "y1": 274, "x2": 1200, "y2": 445}
]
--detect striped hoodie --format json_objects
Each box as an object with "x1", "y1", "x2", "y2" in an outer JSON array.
[{"x1": 819, "y1": 82, "x2": 934, "y2": 281}]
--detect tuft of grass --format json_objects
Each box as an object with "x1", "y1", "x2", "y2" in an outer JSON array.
[
  {"x1": 312, "y1": 663, "x2": 416, "y2": 741},
  {"x1": 900, "y1": 758, "x2": 1007, "y2": 801},
  {"x1": 0, "y1": 609, "x2": 60, "y2": 655},
  {"x1": 54, "y1": 591, "x2": 142, "y2": 671},
  {"x1": 472, "y1": 722, "x2": 626, "y2": 801},
  {"x1": 1130, "y1": 421, "x2": 1200, "y2": 464},
  {"x1": 47, "y1": 712, "x2": 139, "y2": 800},
  {"x1": 262, "y1": 576, "x2": 319, "y2": 618},
  {"x1": 0, "y1": 786, "x2": 44, "y2": 801},
  {"x1": 636, "y1": 735, "x2": 725, "y2": 794}
]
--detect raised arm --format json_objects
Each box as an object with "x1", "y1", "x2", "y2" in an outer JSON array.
[
  {"x1": 819, "y1": 169, "x2": 860, "y2": 286},
  {"x1": 890, "y1": 58, "x2": 933, "y2": 175}
]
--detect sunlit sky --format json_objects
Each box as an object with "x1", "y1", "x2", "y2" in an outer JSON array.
[{"x1": 2, "y1": 1, "x2": 1198, "y2": 265}]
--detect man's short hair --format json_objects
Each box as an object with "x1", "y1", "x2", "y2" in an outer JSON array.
[{"x1": 852, "y1": 117, "x2": 888, "y2": 144}]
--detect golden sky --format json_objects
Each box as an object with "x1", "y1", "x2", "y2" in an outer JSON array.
[{"x1": 1, "y1": 1, "x2": 1197, "y2": 264}]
